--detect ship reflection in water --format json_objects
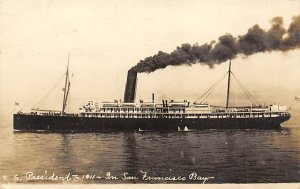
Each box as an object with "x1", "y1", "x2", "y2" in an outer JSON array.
[{"x1": 0, "y1": 124, "x2": 300, "y2": 184}]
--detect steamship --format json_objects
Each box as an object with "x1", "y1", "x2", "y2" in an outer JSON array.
[{"x1": 13, "y1": 60, "x2": 291, "y2": 131}]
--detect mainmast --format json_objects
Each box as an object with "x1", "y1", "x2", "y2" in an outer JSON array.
[
  {"x1": 226, "y1": 59, "x2": 232, "y2": 109},
  {"x1": 61, "y1": 54, "x2": 70, "y2": 115}
]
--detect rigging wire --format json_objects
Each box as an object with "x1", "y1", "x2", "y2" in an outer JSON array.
[
  {"x1": 194, "y1": 72, "x2": 228, "y2": 104},
  {"x1": 231, "y1": 73, "x2": 259, "y2": 105},
  {"x1": 232, "y1": 74, "x2": 256, "y2": 104},
  {"x1": 32, "y1": 73, "x2": 66, "y2": 109},
  {"x1": 200, "y1": 85, "x2": 217, "y2": 104},
  {"x1": 194, "y1": 70, "x2": 261, "y2": 106}
]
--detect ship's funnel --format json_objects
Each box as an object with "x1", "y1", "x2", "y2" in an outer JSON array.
[{"x1": 124, "y1": 70, "x2": 138, "y2": 102}]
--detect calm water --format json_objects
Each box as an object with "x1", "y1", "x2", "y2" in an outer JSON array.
[{"x1": 0, "y1": 122, "x2": 299, "y2": 184}]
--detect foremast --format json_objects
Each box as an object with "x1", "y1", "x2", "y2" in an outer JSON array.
[{"x1": 61, "y1": 54, "x2": 71, "y2": 115}]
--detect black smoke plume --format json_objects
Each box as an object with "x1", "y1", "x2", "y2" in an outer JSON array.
[{"x1": 131, "y1": 15, "x2": 300, "y2": 73}]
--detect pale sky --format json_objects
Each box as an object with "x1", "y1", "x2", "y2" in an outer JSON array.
[{"x1": 0, "y1": 0, "x2": 300, "y2": 124}]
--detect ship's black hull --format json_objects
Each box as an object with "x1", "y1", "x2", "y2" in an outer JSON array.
[{"x1": 13, "y1": 114, "x2": 291, "y2": 132}]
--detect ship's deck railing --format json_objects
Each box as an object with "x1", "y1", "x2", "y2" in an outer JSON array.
[
  {"x1": 20, "y1": 110, "x2": 290, "y2": 119},
  {"x1": 77, "y1": 111, "x2": 290, "y2": 119}
]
